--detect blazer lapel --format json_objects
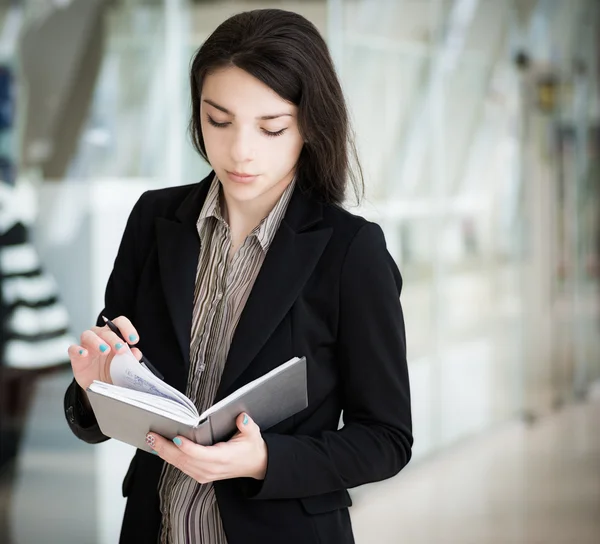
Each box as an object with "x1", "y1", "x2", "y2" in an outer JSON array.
[
  {"x1": 156, "y1": 219, "x2": 198, "y2": 369},
  {"x1": 155, "y1": 175, "x2": 212, "y2": 369},
  {"x1": 216, "y1": 188, "x2": 332, "y2": 399}
]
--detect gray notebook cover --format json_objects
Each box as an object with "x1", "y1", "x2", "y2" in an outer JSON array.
[{"x1": 87, "y1": 356, "x2": 307, "y2": 452}]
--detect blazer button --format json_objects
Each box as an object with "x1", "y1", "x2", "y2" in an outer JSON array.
[{"x1": 66, "y1": 406, "x2": 76, "y2": 424}]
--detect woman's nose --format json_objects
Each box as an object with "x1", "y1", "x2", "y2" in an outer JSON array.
[{"x1": 229, "y1": 128, "x2": 255, "y2": 163}]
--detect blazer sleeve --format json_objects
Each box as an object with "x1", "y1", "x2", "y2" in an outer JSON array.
[
  {"x1": 248, "y1": 222, "x2": 413, "y2": 500},
  {"x1": 64, "y1": 192, "x2": 149, "y2": 444}
]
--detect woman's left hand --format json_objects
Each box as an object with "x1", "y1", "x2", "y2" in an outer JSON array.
[{"x1": 146, "y1": 413, "x2": 268, "y2": 482}]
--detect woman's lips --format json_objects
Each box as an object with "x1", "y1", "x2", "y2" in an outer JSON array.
[{"x1": 226, "y1": 171, "x2": 258, "y2": 183}]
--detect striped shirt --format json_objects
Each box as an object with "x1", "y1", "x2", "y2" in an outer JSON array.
[
  {"x1": 0, "y1": 183, "x2": 75, "y2": 370},
  {"x1": 157, "y1": 174, "x2": 296, "y2": 543}
]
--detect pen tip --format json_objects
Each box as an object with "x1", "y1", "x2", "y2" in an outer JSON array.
[{"x1": 101, "y1": 315, "x2": 108, "y2": 322}]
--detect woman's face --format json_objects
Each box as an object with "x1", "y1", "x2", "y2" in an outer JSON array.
[{"x1": 200, "y1": 66, "x2": 304, "y2": 207}]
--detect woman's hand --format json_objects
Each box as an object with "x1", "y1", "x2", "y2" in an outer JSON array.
[
  {"x1": 67, "y1": 315, "x2": 143, "y2": 391},
  {"x1": 147, "y1": 413, "x2": 268, "y2": 482}
]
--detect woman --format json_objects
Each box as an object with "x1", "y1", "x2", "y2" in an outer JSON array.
[
  {"x1": 1, "y1": 178, "x2": 74, "y2": 543},
  {"x1": 64, "y1": 9, "x2": 412, "y2": 544}
]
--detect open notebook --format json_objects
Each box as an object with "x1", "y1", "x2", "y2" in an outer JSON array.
[{"x1": 86, "y1": 349, "x2": 307, "y2": 452}]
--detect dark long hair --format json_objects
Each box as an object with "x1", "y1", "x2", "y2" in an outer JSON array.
[{"x1": 188, "y1": 8, "x2": 364, "y2": 206}]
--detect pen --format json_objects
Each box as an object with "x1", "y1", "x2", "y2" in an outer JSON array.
[{"x1": 101, "y1": 316, "x2": 164, "y2": 380}]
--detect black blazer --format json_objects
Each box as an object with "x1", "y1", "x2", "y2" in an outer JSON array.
[{"x1": 64, "y1": 172, "x2": 413, "y2": 544}]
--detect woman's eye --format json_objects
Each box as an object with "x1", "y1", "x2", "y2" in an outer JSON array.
[
  {"x1": 206, "y1": 115, "x2": 229, "y2": 128},
  {"x1": 262, "y1": 128, "x2": 287, "y2": 138},
  {"x1": 206, "y1": 114, "x2": 286, "y2": 138}
]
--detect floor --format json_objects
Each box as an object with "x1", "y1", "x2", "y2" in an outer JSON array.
[
  {"x1": 1, "y1": 374, "x2": 599, "y2": 543},
  {"x1": 350, "y1": 385, "x2": 600, "y2": 544}
]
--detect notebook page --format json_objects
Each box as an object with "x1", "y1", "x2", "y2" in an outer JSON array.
[
  {"x1": 89, "y1": 381, "x2": 199, "y2": 425},
  {"x1": 109, "y1": 349, "x2": 198, "y2": 416}
]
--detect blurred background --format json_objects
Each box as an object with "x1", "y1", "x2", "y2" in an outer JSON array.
[{"x1": 0, "y1": 0, "x2": 598, "y2": 542}]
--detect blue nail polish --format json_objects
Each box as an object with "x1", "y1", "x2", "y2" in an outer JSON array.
[
  {"x1": 173, "y1": 437, "x2": 182, "y2": 446},
  {"x1": 243, "y1": 414, "x2": 249, "y2": 425},
  {"x1": 99, "y1": 344, "x2": 109, "y2": 353},
  {"x1": 129, "y1": 334, "x2": 138, "y2": 342},
  {"x1": 151, "y1": 450, "x2": 159, "y2": 455},
  {"x1": 115, "y1": 343, "x2": 123, "y2": 350},
  {"x1": 79, "y1": 349, "x2": 84, "y2": 355}
]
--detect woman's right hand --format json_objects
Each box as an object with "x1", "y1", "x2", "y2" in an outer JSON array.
[{"x1": 67, "y1": 316, "x2": 143, "y2": 391}]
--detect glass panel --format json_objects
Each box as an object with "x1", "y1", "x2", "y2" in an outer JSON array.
[{"x1": 68, "y1": 2, "x2": 167, "y2": 180}]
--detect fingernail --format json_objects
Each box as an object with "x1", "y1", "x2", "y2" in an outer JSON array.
[
  {"x1": 145, "y1": 434, "x2": 156, "y2": 448},
  {"x1": 79, "y1": 349, "x2": 85, "y2": 355},
  {"x1": 243, "y1": 414, "x2": 249, "y2": 425},
  {"x1": 151, "y1": 450, "x2": 159, "y2": 455},
  {"x1": 129, "y1": 334, "x2": 138, "y2": 342},
  {"x1": 173, "y1": 437, "x2": 182, "y2": 446},
  {"x1": 99, "y1": 344, "x2": 109, "y2": 353},
  {"x1": 115, "y1": 343, "x2": 123, "y2": 350}
]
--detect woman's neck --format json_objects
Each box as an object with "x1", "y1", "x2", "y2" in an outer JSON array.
[{"x1": 220, "y1": 174, "x2": 293, "y2": 253}]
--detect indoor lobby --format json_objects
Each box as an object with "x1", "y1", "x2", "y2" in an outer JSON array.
[{"x1": 1, "y1": 1, "x2": 599, "y2": 543}]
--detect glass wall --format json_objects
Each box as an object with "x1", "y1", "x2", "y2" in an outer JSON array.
[
  {"x1": 330, "y1": 0, "x2": 600, "y2": 456},
  {"x1": 0, "y1": 0, "x2": 598, "y2": 542},
  {"x1": 334, "y1": 0, "x2": 525, "y2": 456}
]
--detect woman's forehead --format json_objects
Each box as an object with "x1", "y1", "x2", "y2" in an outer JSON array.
[{"x1": 201, "y1": 66, "x2": 295, "y2": 117}]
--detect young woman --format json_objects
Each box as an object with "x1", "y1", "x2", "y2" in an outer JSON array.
[{"x1": 64, "y1": 9, "x2": 412, "y2": 544}]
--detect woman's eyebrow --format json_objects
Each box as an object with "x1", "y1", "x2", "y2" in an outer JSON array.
[{"x1": 203, "y1": 98, "x2": 292, "y2": 120}]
